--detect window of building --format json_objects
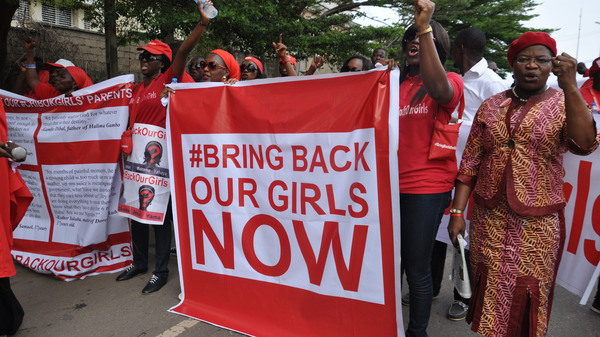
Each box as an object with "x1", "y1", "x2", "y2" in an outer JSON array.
[
  {"x1": 13, "y1": 0, "x2": 31, "y2": 23},
  {"x1": 42, "y1": 4, "x2": 72, "y2": 27}
]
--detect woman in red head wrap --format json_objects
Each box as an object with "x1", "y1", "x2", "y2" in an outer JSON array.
[
  {"x1": 200, "y1": 49, "x2": 241, "y2": 82},
  {"x1": 448, "y1": 30, "x2": 599, "y2": 336}
]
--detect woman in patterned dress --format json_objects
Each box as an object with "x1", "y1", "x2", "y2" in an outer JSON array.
[{"x1": 447, "y1": 31, "x2": 599, "y2": 337}]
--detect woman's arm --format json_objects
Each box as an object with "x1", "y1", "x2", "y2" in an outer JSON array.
[
  {"x1": 414, "y1": 0, "x2": 454, "y2": 104},
  {"x1": 447, "y1": 181, "x2": 472, "y2": 246},
  {"x1": 24, "y1": 37, "x2": 40, "y2": 91},
  {"x1": 273, "y1": 34, "x2": 297, "y2": 77},
  {"x1": 554, "y1": 52, "x2": 597, "y2": 149},
  {"x1": 171, "y1": 1, "x2": 212, "y2": 78}
]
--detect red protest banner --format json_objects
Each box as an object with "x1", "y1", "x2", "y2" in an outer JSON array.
[{"x1": 167, "y1": 70, "x2": 402, "y2": 336}]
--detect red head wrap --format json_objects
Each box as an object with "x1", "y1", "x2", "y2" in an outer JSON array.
[
  {"x1": 244, "y1": 56, "x2": 263, "y2": 74},
  {"x1": 210, "y1": 49, "x2": 241, "y2": 81},
  {"x1": 507, "y1": 31, "x2": 557, "y2": 68},
  {"x1": 137, "y1": 40, "x2": 173, "y2": 62},
  {"x1": 588, "y1": 57, "x2": 600, "y2": 77}
]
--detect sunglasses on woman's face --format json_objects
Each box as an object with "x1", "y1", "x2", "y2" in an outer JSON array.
[
  {"x1": 189, "y1": 63, "x2": 203, "y2": 70},
  {"x1": 139, "y1": 53, "x2": 161, "y2": 62},
  {"x1": 201, "y1": 61, "x2": 227, "y2": 71},
  {"x1": 240, "y1": 64, "x2": 258, "y2": 73}
]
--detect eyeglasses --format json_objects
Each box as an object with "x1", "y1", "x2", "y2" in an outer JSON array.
[
  {"x1": 349, "y1": 67, "x2": 362, "y2": 72},
  {"x1": 240, "y1": 64, "x2": 258, "y2": 73},
  {"x1": 139, "y1": 53, "x2": 162, "y2": 62},
  {"x1": 201, "y1": 61, "x2": 227, "y2": 71},
  {"x1": 515, "y1": 56, "x2": 552, "y2": 66},
  {"x1": 188, "y1": 63, "x2": 203, "y2": 70}
]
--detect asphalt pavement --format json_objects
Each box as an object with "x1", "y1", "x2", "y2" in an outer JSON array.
[{"x1": 9, "y1": 244, "x2": 600, "y2": 337}]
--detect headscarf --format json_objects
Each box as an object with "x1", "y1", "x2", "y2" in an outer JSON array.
[
  {"x1": 137, "y1": 40, "x2": 173, "y2": 62},
  {"x1": 244, "y1": 56, "x2": 263, "y2": 74},
  {"x1": 65, "y1": 66, "x2": 93, "y2": 89},
  {"x1": 210, "y1": 49, "x2": 241, "y2": 80},
  {"x1": 507, "y1": 31, "x2": 557, "y2": 68}
]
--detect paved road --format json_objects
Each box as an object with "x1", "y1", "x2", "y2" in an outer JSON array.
[{"x1": 9, "y1": 245, "x2": 600, "y2": 337}]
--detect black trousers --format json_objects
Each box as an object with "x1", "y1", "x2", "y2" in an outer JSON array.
[
  {"x1": 130, "y1": 203, "x2": 172, "y2": 278},
  {"x1": 0, "y1": 277, "x2": 24, "y2": 335}
]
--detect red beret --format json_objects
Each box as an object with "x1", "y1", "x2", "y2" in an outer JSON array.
[
  {"x1": 507, "y1": 31, "x2": 557, "y2": 68},
  {"x1": 210, "y1": 49, "x2": 241, "y2": 81},
  {"x1": 137, "y1": 40, "x2": 173, "y2": 62},
  {"x1": 589, "y1": 57, "x2": 600, "y2": 76}
]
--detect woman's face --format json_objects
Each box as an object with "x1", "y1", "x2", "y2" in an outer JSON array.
[
  {"x1": 52, "y1": 68, "x2": 76, "y2": 94},
  {"x1": 188, "y1": 56, "x2": 205, "y2": 83},
  {"x1": 403, "y1": 29, "x2": 421, "y2": 66},
  {"x1": 139, "y1": 52, "x2": 164, "y2": 79},
  {"x1": 241, "y1": 60, "x2": 259, "y2": 80},
  {"x1": 202, "y1": 54, "x2": 229, "y2": 82},
  {"x1": 512, "y1": 45, "x2": 553, "y2": 95},
  {"x1": 347, "y1": 58, "x2": 364, "y2": 72}
]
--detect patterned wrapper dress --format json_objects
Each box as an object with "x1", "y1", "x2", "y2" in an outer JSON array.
[{"x1": 456, "y1": 88, "x2": 599, "y2": 337}]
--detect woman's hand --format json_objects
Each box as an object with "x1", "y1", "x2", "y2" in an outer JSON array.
[
  {"x1": 197, "y1": 0, "x2": 212, "y2": 24},
  {"x1": 160, "y1": 87, "x2": 175, "y2": 99},
  {"x1": 224, "y1": 78, "x2": 238, "y2": 85},
  {"x1": 414, "y1": 0, "x2": 435, "y2": 31},
  {"x1": 552, "y1": 52, "x2": 578, "y2": 91},
  {"x1": 312, "y1": 54, "x2": 326, "y2": 69},
  {"x1": 379, "y1": 59, "x2": 398, "y2": 71},
  {"x1": 448, "y1": 216, "x2": 466, "y2": 247},
  {"x1": 272, "y1": 34, "x2": 288, "y2": 59},
  {"x1": 25, "y1": 36, "x2": 36, "y2": 51}
]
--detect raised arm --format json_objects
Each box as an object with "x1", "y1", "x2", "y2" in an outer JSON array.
[
  {"x1": 553, "y1": 52, "x2": 597, "y2": 149},
  {"x1": 414, "y1": 0, "x2": 454, "y2": 104},
  {"x1": 273, "y1": 34, "x2": 297, "y2": 77},
  {"x1": 24, "y1": 37, "x2": 40, "y2": 91},
  {"x1": 171, "y1": 1, "x2": 212, "y2": 78}
]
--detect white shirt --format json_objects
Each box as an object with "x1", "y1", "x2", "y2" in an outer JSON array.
[{"x1": 454, "y1": 58, "x2": 508, "y2": 121}]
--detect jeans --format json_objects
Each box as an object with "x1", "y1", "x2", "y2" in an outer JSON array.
[
  {"x1": 130, "y1": 202, "x2": 173, "y2": 278},
  {"x1": 401, "y1": 191, "x2": 451, "y2": 337}
]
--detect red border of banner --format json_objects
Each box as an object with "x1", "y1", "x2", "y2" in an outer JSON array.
[{"x1": 168, "y1": 71, "x2": 399, "y2": 336}]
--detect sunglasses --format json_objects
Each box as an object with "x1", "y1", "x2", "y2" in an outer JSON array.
[
  {"x1": 139, "y1": 53, "x2": 162, "y2": 62},
  {"x1": 201, "y1": 61, "x2": 227, "y2": 71},
  {"x1": 349, "y1": 67, "x2": 362, "y2": 72},
  {"x1": 189, "y1": 63, "x2": 204, "y2": 70},
  {"x1": 240, "y1": 64, "x2": 258, "y2": 73}
]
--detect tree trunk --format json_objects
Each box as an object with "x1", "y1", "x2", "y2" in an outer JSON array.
[
  {"x1": 104, "y1": 0, "x2": 118, "y2": 78},
  {"x1": 0, "y1": 0, "x2": 20, "y2": 76}
]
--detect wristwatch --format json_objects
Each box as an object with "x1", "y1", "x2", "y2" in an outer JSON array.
[{"x1": 449, "y1": 208, "x2": 464, "y2": 214}]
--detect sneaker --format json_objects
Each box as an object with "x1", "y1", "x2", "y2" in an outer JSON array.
[
  {"x1": 142, "y1": 274, "x2": 168, "y2": 294},
  {"x1": 447, "y1": 300, "x2": 469, "y2": 321},
  {"x1": 402, "y1": 293, "x2": 410, "y2": 306},
  {"x1": 592, "y1": 296, "x2": 600, "y2": 314},
  {"x1": 170, "y1": 247, "x2": 177, "y2": 256},
  {"x1": 178, "y1": 292, "x2": 183, "y2": 300}
]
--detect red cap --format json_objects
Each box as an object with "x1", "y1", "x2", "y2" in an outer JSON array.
[
  {"x1": 43, "y1": 59, "x2": 76, "y2": 70},
  {"x1": 280, "y1": 54, "x2": 296, "y2": 67},
  {"x1": 507, "y1": 31, "x2": 557, "y2": 68},
  {"x1": 137, "y1": 40, "x2": 173, "y2": 62},
  {"x1": 588, "y1": 57, "x2": 600, "y2": 76},
  {"x1": 244, "y1": 56, "x2": 263, "y2": 74},
  {"x1": 65, "y1": 66, "x2": 93, "y2": 89},
  {"x1": 209, "y1": 49, "x2": 241, "y2": 81}
]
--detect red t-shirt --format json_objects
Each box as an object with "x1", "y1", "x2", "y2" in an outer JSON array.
[
  {"x1": 33, "y1": 81, "x2": 62, "y2": 100},
  {"x1": 398, "y1": 72, "x2": 464, "y2": 194},
  {"x1": 130, "y1": 67, "x2": 193, "y2": 128}
]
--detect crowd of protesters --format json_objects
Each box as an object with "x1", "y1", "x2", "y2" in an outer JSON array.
[{"x1": 1, "y1": 0, "x2": 600, "y2": 336}]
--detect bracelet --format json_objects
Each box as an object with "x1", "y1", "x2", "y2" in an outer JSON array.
[
  {"x1": 450, "y1": 213, "x2": 464, "y2": 217},
  {"x1": 25, "y1": 65, "x2": 36, "y2": 69},
  {"x1": 449, "y1": 208, "x2": 464, "y2": 214},
  {"x1": 199, "y1": 20, "x2": 209, "y2": 27},
  {"x1": 281, "y1": 59, "x2": 290, "y2": 64},
  {"x1": 416, "y1": 26, "x2": 432, "y2": 36}
]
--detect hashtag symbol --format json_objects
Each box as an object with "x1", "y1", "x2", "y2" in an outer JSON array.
[{"x1": 189, "y1": 144, "x2": 203, "y2": 167}]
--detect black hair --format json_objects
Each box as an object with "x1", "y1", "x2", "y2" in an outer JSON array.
[
  {"x1": 160, "y1": 54, "x2": 171, "y2": 73},
  {"x1": 455, "y1": 27, "x2": 486, "y2": 57},
  {"x1": 400, "y1": 20, "x2": 451, "y2": 107},
  {"x1": 340, "y1": 55, "x2": 374, "y2": 72}
]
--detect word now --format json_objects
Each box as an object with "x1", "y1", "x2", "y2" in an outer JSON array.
[{"x1": 193, "y1": 210, "x2": 368, "y2": 292}]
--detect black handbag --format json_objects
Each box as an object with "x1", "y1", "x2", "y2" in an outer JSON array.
[{"x1": 0, "y1": 277, "x2": 24, "y2": 335}]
